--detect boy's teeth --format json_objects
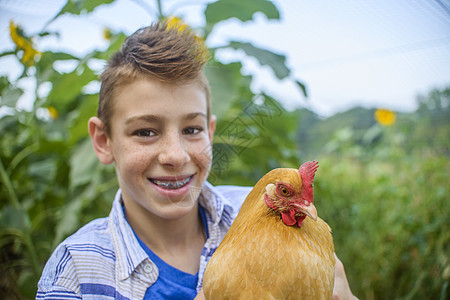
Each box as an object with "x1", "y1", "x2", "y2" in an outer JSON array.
[{"x1": 151, "y1": 177, "x2": 191, "y2": 189}]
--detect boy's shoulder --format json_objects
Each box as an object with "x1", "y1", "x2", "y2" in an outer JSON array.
[
  {"x1": 65, "y1": 216, "x2": 111, "y2": 244},
  {"x1": 46, "y1": 215, "x2": 113, "y2": 259},
  {"x1": 211, "y1": 184, "x2": 252, "y2": 209},
  {"x1": 60, "y1": 216, "x2": 114, "y2": 260},
  {"x1": 213, "y1": 185, "x2": 252, "y2": 198},
  {"x1": 38, "y1": 217, "x2": 115, "y2": 292},
  {"x1": 48, "y1": 216, "x2": 113, "y2": 256}
]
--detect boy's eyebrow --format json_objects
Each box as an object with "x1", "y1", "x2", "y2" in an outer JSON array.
[
  {"x1": 184, "y1": 112, "x2": 207, "y2": 120},
  {"x1": 124, "y1": 112, "x2": 206, "y2": 124},
  {"x1": 125, "y1": 114, "x2": 163, "y2": 124}
]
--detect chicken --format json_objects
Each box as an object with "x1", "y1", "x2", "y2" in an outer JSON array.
[{"x1": 203, "y1": 161, "x2": 335, "y2": 299}]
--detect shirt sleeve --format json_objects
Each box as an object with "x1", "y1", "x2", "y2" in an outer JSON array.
[
  {"x1": 36, "y1": 245, "x2": 82, "y2": 299},
  {"x1": 214, "y1": 185, "x2": 253, "y2": 212},
  {"x1": 36, "y1": 286, "x2": 82, "y2": 300}
]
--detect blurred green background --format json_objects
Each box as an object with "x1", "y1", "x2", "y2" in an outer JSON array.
[{"x1": 0, "y1": 0, "x2": 449, "y2": 299}]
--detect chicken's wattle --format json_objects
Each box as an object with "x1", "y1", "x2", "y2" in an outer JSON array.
[
  {"x1": 281, "y1": 209, "x2": 296, "y2": 226},
  {"x1": 265, "y1": 193, "x2": 307, "y2": 228},
  {"x1": 281, "y1": 209, "x2": 307, "y2": 227}
]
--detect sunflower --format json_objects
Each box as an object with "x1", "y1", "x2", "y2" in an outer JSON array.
[
  {"x1": 9, "y1": 20, "x2": 41, "y2": 66},
  {"x1": 375, "y1": 108, "x2": 396, "y2": 126},
  {"x1": 165, "y1": 16, "x2": 208, "y2": 63}
]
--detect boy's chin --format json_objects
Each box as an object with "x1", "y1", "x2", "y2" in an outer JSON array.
[
  {"x1": 150, "y1": 183, "x2": 203, "y2": 210},
  {"x1": 154, "y1": 199, "x2": 200, "y2": 220}
]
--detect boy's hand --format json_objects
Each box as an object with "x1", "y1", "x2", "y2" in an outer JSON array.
[
  {"x1": 333, "y1": 253, "x2": 358, "y2": 300},
  {"x1": 194, "y1": 289, "x2": 205, "y2": 300}
]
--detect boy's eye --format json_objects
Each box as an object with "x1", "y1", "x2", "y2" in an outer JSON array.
[
  {"x1": 183, "y1": 127, "x2": 202, "y2": 135},
  {"x1": 133, "y1": 129, "x2": 156, "y2": 137}
]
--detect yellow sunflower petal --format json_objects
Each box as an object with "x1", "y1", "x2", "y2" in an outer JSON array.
[{"x1": 166, "y1": 16, "x2": 188, "y2": 33}]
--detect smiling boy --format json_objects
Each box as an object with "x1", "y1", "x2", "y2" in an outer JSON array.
[
  {"x1": 37, "y1": 20, "x2": 244, "y2": 300},
  {"x1": 37, "y1": 20, "x2": 356, "y2": 300}
]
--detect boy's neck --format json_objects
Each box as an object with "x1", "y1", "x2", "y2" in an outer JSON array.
[
  {"x1": 124, "y1": 200, "x2": 206, "y2": 266},
  {"x1": 128, "y1": 206, "x2": 204, "y2": 247}
]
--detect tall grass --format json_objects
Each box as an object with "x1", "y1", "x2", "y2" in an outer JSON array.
[{"x1": 316, "y1": 153, "x2": 449, "y2": 299}]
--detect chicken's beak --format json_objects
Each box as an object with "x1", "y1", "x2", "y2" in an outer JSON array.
[{"x1": 296, "y1": 203, "x2": 318, "y2": 221}]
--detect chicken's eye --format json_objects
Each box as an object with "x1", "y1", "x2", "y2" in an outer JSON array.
[{"x1": 279, "y1": 185, "x2": 291, "y2": 197}]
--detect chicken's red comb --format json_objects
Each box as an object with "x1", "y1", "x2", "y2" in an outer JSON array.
[
  {"x1": 299, "y1": 161, "x2": 319, "y2": 203},
  {"x1": 299, "y1": 161, "x2": 319, "y2": 184}
]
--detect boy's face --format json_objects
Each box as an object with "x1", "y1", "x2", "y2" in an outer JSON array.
[{"x1": 106, "y1": 78, "x2": 215, "y2": 221}]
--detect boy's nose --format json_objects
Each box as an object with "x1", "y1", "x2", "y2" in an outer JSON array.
[{"x1": 158, "y1": 133, "x2": 190, "y2": 168}]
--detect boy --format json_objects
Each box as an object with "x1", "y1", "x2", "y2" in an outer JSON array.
[{"x1": 37, "y1": 20, "x2": 356, "y2": 299}]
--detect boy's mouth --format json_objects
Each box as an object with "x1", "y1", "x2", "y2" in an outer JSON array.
[{"x1": 149, "y1": 176, "x2": 193, "y2": 190}]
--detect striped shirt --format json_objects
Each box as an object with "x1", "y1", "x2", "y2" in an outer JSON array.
[{"x1": 36, "y1": 182, "x2": 251, "y2": 299}]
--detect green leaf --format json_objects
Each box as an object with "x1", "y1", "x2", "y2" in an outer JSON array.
[
  {"x1": 17, "y1": 269, "x2": 40, "y2": 299},
  {"x1": 295, "y1": 80, "x2": 308, "y2": 98},
  {"x1": 55, "y1": 0, "x2": 115, "y2": 17},
  {"x1": 28, "y1": 158, "x2": 58, "y2": 183},
  {"x1": 68, "y1": 94, "x2": 98, "y2": 145},
  {"x1": 46, "y1": 66, "x2": 96, "y2": 111},
  {"x1": 0, "y1": 84, "x2": 24, "y2": 108},
  {"x1": 69, "y1": 138, "x2": 100, "y2": 189},
  {"x1": 0, "y1": 76, "x2": 10, "y2": 94},
  {"x1": 92, "y1": 32, "x2": 127, "y2": 61},
  {"x1": 205, "y1": 0, "x2": 279, "y2": 27},
  {"x1": 228, "y1": 41, "x2": 290, "y2": 80},
  {"x1": 36, "y1": 51, "x2": 80, "y2": 82},
  {"x1": 39, "y1": 51, "x2": 79, "y2": 66},
  {"x1": 205, "y1": 61, "x2": 242, "y2": 118},
  {"x1": 53, "y1": 197, "x2": 83, "y2": 247},
  {"x1": 0, "y1": 116, "x2": 17, "y2": 138},
  {"x1": 0, "y1": 206, "x2": 30, "y2": 231}
]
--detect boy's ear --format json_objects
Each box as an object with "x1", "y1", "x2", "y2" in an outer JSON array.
[
  {"x1": 208, "y1": 114, "x2": 216, "y2": 142},
  {"x1": 88, "y1": 117, "x2": 114, "y2": 165}
]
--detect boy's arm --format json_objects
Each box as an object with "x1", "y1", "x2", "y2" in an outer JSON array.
[
  {"x1": 333, "y1": 253, "x2": 358, "y2": 300},
  {"x1": 37, "y1": 246, "x2": 82, "y2": 299},
  {"x1": 194, "y1": 289, "x2": 205, "y2": 300}
]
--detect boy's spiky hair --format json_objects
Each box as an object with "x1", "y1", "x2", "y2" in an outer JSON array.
[{"x1": 98, "y1": 19, "x2": 211, "y2": 136}]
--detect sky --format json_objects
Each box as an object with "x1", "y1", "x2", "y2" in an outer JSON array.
[{"x1": 1, "y1": 0, "x2": 449, "y2": 117}]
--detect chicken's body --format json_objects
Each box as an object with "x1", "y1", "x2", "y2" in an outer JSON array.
[{"x1": 203, "y1": 162, "x2": 335, "y2": 299}]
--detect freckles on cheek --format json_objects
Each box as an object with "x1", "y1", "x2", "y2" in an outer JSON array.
[
  {"x1": 130, "y1": 156, "x2": 148, "y2": 169},
  {"x1": 195, "y1": 143, "x2": 213, "y2": 170},
  {"x1": 118, "y1": 145, "x2": 149, "y2": 170}
]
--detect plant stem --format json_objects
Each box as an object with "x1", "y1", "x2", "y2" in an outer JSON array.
[
  {"x1": 157, "y1": 0, "x2": 164, "y2": 20},
  {"x1": 0, "y1": 158, "x2": 20, "y2": 209},
  {"x1": 7, "y1": 143, "x2": 39, "y2": 174},
  {"x1": 24, "y1": 229, "x2": 41, "y2": 276},
  {"x1": 129, "y1": 0, "x2": 154, "y2": 18}
]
